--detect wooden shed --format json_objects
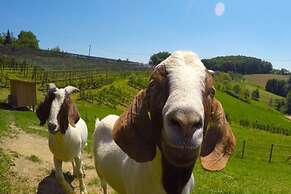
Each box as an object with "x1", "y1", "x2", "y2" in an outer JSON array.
[{"x1": 8, "y1": 79, "x2": 37, "y2": 109}]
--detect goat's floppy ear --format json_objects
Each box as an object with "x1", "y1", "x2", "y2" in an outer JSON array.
[
  {"x1": 57, "y1": 96, "x2": 80, "y2": 134},
  {"x1": 200, "y1": 98, "x2": 236, "y2": 171},
  {"x1": 112, "y1": 89, "x2": 156, "y2": 162}
]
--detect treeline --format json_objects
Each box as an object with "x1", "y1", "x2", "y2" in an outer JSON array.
[
  {"x1": 265, "y1": 77, "x2": 291, "y2": 114},
  {"x1": 0, "y1": 30, "x2": 39, "y2": 49},
  {"x1": 265, "y1": 78, "x2": 291, "y2": 97},
  {"x1": 202, "y1": 56, "x2": 273, "y2": 74}
]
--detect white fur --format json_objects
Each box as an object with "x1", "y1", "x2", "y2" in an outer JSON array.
[
  {"x1": 48, "y1": 87, "x2": 88, "y2": 194},
  {"x1": 93, "y1": 51, "x2": 206, "y2": 194},
  {"x1": 93, "y1": 115, "x2": 194, "y2": 194},
  {"x1": 48, "y1": 88, "x2": 65, "y2": 132},
  {"x1": 162, "y1": 51, "x2": 206, "y2": 149}
]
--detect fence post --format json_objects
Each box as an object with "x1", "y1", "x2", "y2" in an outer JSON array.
[
  {"x1": 85, "y1": 112, "x2": 88, "y2": 121},
  {"x1": 269, "y1": 144, "x2": 274, "y2": 163},
  {"x1": 241, "y1": 140, "x2": 246, "y2": 159}
]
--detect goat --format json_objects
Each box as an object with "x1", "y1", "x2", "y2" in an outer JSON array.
[
  {"x1": 36, "y1": 84, "x2": 88, "y2": 194},
  {"x1": 93, "y1": 51, "x2": 236, "y2": 194}
]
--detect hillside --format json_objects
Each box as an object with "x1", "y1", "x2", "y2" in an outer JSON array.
[
  {"x1": 1, "y1": 72, "x2": 291, "y2": 193},
  {"x1": 244, "y1": 74, "x2": 289, "y2": 88},
  {"x1": 0, "y1": 45, "x2": 147, "y2": 71}
]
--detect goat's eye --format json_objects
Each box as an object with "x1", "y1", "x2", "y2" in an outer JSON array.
[
  {"x1": 149, "y1": 80, "x2": 156, "y2": 89},
  {"x1": 209, "y1": 87, "x2": 216, "y2": 97},
  {"x1": 193, "y1": 119, "x2": 203, "y2": 129}
]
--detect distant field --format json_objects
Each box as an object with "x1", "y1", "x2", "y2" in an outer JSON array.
[{"x1": 244, "y1": 74, "x2": 289, "y2": 88}]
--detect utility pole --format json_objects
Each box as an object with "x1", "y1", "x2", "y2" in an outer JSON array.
[{"x1": 88, "y1": 44, "x2": 91, "y2": 56}]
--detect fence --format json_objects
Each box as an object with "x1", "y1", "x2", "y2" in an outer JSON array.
[{"x1": 235, "y1": 139, "x2": 291, "y2": 163}]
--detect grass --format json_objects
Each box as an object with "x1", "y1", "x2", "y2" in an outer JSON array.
[
  {"x1": 244, "y1": 74, "x2": 289, "y2": 88},
  {"x1": 26, "y1": 154, "x2": 41, "y2": 163},
  {"x1": 216, "y1": 90, "x2": 291, "y2": 133},
  {"x1": 194, "y1": 123, "x2": 291, "y2": 194},
  {"x1": 1, "y1": 70, "x2": 291, "y2": 193},
  {"x1": 0, "y1": 149, "x2": 12, "y2": 194}
]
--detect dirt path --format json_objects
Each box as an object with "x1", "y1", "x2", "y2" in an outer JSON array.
[
  {"x1": 0, "y1": 123, "x2": 109, "y2": 194},
  {"x1": 285, "y1": 115, "x2": 291, "y2": 120}
]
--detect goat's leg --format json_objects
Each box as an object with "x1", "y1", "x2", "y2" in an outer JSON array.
[
  {"x1": 72, "y1": 160, "x2": 77, "y2": 178},
  {"x1": 74, "y1": 156, "x2": 87, "y2": 194},
  {"x1": 96, "y1": 169, "x2": 107, "y2": 194},
  {"x1": 101, "y1": 178, "x2": 107, "y2": 194},
  {"x1": 54, "y1": 157, "x2": 74, "y2": 194}
]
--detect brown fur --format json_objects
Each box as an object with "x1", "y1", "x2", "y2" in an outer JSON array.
[
  {"x1": 36, "y1": 92, "x2": 55, "y2": 126},
  {"x1": 112, "y1": 65, "x2": 168, "y2": 162},
  {"x1": 200, "y1": 98, "x2": 236, "y2": 171},
  {"x1": 57, "y1": 95, "x2": 80, "y2": 134}
]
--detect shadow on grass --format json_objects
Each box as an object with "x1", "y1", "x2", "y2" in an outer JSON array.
[
  {"x1": 0, "y1": 102, "x2": 31, "y2": 111},
  {"x1": 37, "y1": 170, "x2": 74, "y2": 194}
]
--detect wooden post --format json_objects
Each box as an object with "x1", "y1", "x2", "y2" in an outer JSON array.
[
  {"x1": 241, "y1": 140, "x2": 246, "y2": 159},
  {"x1": 269, "y1": 144, "x2": 274, "y2": 163},
  {"x1": 85, "y1": 112, "x2": 88, "y2": 121}
]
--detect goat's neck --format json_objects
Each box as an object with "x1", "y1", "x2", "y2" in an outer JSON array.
[{"x1": 160, "y1": 151, "x2": 195, "y2": 194}]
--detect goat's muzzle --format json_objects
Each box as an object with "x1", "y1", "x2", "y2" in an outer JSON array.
[{"x1": 48, "y1": 122, "x2": 58, "y2": 134}]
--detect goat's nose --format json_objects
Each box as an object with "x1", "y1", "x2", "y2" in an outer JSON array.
[
  {"x1": 48, "y1": 122, "x2": 57, "y2": 132},
  {"x1": 170, "y1": 110, "x2": 202, "y2": 137}
]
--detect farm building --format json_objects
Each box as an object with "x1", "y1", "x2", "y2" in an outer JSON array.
[{"x1": 8, "y1": 79, "x2": 37, "y2": 109}]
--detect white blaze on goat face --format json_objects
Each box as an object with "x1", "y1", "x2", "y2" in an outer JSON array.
[
  {"x1": 48, "y1": 88, "x2": 66, "y2": 131},
  {"x1": 162, "y1": 51, "x2": 206, "y2": 149}
]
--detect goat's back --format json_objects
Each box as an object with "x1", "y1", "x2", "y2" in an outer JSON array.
[{"x1": 93, "y1": 115, "x2": 127, "y2": 193}]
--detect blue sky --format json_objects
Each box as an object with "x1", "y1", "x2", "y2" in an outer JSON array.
[{"x1": 1, "y1": 0, "x2": 291, "y2": 70}]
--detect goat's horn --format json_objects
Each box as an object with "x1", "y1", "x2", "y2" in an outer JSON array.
[
  {"x1": 64, "y1": 86, "x2": 80, "y2": 94},
  {"x1": 207, "y1": 69, "x2": 215, "y2": 75},
  {"x1": 48, "y1": 83, "x2": 57, "y2": 90}
]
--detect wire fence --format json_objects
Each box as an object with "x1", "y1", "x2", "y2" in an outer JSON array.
[{"x1": 233, "y1": 139, "x2": 291, "y2": 163}]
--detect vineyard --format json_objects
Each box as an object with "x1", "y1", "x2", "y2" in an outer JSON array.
[{"x1": 0, "y1": 54, "x2": 151, "y2": 113}]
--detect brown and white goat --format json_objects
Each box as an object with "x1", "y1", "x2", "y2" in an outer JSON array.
[
  {"x1": 36, "y1": 84, "x2": 88, "y2": 194},
  {"x1": 93, "y1": 51, "x2": 236, "y2": 194}
]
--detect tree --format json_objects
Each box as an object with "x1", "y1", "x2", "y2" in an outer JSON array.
[
  {"x1": 286, "y1": 91, "x2": 291, "y2": 114},
  {"x1": 17, "y1": 31, "x2": 39, "y2": 49},
  {"x1": 233, "y1": 84, "x2": 241, "y2": 94},
  {"x1": 0, "y1": 33, "x2": 4, "y2": 44},
  {"x1": 51, "y1": 46, "x2": 61, "y2": 52},
  {"x1": 149, "y1": 51, "x2": 171, "y2": 67},
  {"x1": 202, "y1": 55, "x2": 273, "y2": 74},
  {"x1": 251, "y1": 88, "x2": 260, "y2": 100},
  {"x1": 4, "y1": 30, "x2": 12, "y2": 45},
  {"x1": 265, "y1": 79, "x2": 288, "y2": 97}
]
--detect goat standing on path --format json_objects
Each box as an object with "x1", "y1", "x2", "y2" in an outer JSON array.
[
  {"x1": 37, "y1": 84, "x2": 88, "y2": 194},
  {"x1": 93, "y1": 51, "x2": 236, "y2": 194}
]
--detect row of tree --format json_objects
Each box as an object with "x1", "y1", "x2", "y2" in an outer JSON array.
[
  {"x1": 149, "y1": 52, "x2": 274, "y2": 75},
  {"x1": 265, "y1": 77, "x2": 291, "y2": 114},
  {"x1": 202, "y1": 56, "x2": 273, "y2": 74},
  {"x1": 265, "y1": 77, "x2": 291, "y2": 97},
  {"x1": 0, "y1": 30, "x2": 39, "y2": 49}
]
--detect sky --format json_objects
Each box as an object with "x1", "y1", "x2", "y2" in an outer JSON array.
[{"x1": 1, "y1": 0, "x2": 291, "y2": 70}]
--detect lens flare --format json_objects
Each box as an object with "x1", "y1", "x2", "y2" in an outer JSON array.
[{"x1": 215, "y1": 2, "x2": 225, "y2": 16}]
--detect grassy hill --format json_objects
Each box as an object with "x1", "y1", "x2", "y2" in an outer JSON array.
[{"x1": 244, "y1": 74, "x2": 289, "y2": 88}]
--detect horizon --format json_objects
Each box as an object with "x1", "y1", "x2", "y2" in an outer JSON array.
[{"x1": 1, "y1": 0, "x2": 291, "y2": 71}]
